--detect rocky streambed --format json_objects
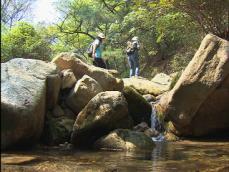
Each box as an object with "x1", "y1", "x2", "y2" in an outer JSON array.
[{"x1": 1, "y1": 34, "x2": 229, "y2": 171}]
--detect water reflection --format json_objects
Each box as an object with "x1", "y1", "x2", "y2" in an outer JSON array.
[{"x1": 2, "y1": 141, "x2": 229, "y2": 172}]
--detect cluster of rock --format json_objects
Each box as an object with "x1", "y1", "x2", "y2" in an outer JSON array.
[
  {"x1": 1, "y1": 52, "x2": 171, "y2": 151},
  {"x1": 2, "y1": 33, "x2": 227, "y2": 151}
]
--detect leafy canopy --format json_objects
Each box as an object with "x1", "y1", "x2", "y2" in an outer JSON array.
[{"x1": 1, "y1": 22, "x2": 52, "y2": 62}]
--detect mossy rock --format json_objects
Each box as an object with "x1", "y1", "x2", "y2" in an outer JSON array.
[
  {"x1": 164, "y1": 132, "x2": 179, "y2": 141},
  {"x1": 169, "y1": 71, "x2": 182, "y2": 90},
  {"x1": 164, "y1": 121, "x2": 179, "y2": 141},
  {"x1": 42, "y1": 112, "x2": 75, "y2": 145},
  {"x1": 123, "y1": 86, "x2": 151, "y2": 126}
]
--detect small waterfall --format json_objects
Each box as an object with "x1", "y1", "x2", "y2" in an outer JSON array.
[{"x1": 151, "y1": 103, "x2": 165, "y2": 142}]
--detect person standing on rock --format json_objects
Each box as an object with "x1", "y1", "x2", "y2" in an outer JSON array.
[
  {"x1": 92, "y1": 33, "x2": 106, "y2": 69},
  {"x1": 126, "y1": 36, "x2": 140, "y2": 77}
]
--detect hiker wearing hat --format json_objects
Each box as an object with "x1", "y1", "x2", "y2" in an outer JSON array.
[
  {"x1": 126, "y1": 36, "x2": 140, "y2": 77},
  {"x1": 92, "y1": 33, "x2": 106, "y2": 69}
]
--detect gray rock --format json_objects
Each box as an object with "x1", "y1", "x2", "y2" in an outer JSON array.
[
  {"x1": 123, "y1": 77, "x2": 168, "y2": 96},
  {"x1": 71, "y1": 91, "x2": 133, "y2": 147},
  {"x1": 123, "y1": 86, "x2": 152, "y2": 126},
  {"x1": 52, "y1": 105, "x2": 65, "y2": 117},
  {"x1": 66, "y1": 75, "x2": 103, "y2": 114},
  {"x1": 133, "y1": 122, "x2": 149, "y2": 132},
  {"x1": 94, "y1": 129, "x2": 155, "y2": 151},
  {"x1": 1, "y1": 58, "x2": 59, "y2": 149},
  {"x1": 52, "y1": 53, "x2": 124, "y2": 91},
  {"x1": 60, "y1": 69, "x2": 77, "y2": 89},
  {"x1": 46, "y1": 74, "x2": 61, "y2": 110},
  {"x1": 42, "y1": 112, "x2": 75, "y2": 145},
  {"x1": 151, "y1": 73, "x2": 172, "y2": 90},
  {"x1": 159, "y1": 34, "x2": 229, "y2": 136},
  {"x1": 143, "y1": 94, "x2": 156, "y2": 102}
]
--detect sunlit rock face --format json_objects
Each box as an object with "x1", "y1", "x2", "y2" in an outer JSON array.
[
  {"x1": 159, "y1": 34, "x2": 229, "y2": 137},
  {"x1": 71, "y1": 91, "x2": 133, "y2": 147},
  {"x1": 66, "y1": 75, "x2": 103, "y2": 115},
  {"x1": 52, "y1": 53, "x2": 124, "y2": 91},
  {"x1": 60, "y1": 69, "x2": 77, "y2": 89},
  {"x1": 1, "y1": 58, "x2": 60, "y2": 149}
]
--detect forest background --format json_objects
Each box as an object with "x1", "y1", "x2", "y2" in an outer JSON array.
[{"x1": 1, "y1": 0, "x2": 228, "y2": 78}]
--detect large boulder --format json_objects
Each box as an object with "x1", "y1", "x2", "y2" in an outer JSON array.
[
  {"x1": 123, "y1": 77, "x2": 167, "y2": 96},
  {"x1": 66, "y1": 75, "x2": 103, "y2": 114},
  {"x1": 1, "y1": 58, "x2": 60, "y2": 149},
  {"x1": 94, "y1": 129, "x2": 155, "y2": 152},
  {"x1": 190, "y1": 76, "x2": 229, "y2": 136},
  {"x1": 159, "y1": 34, "x2": 229, "y2": 136},
  {"x1": 123, "y1": 86, "x2": 152, "y2": 126},
  {"x1": 71, "y1": 91, "x2": 133, "y2": 147},
  {"x1": 52, "y1": 53, "x2": 123, "y2": 91}
]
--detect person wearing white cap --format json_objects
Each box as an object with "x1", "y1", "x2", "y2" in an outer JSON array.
[
  {"x1": 126, "y1": 36, "x2": 140, "y2": 77},
  {"x1": 92, "y1": 33, "x2": 106, "y2": 68}
]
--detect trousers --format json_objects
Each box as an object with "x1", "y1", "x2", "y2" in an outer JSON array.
[
  {"x1": 127, "y1": 54, "x2": 139, "y2": 77},
  {"x1": 93, "y1": 58, "x2": 106, "y2": 69}
]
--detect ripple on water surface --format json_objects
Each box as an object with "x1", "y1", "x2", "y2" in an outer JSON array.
[{"x1": 1, "y1": 141, "x2": 229, "y2": 172}]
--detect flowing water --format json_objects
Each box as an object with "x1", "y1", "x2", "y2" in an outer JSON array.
[
  {"x1": 2, "y1": 106, "x2": 229, "y2": 171},
  {"x1": 2, "y1": 140, "x2": 229, "y2": 172},
  {"x1": 151, "y1": 104, "x2": 165, "y2": 142}
]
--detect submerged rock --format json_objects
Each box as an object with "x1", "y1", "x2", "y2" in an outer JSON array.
[
  {"x1": 1, "y1": 156, "x2": 40, "y2": 165},
  {"x1": 94, "y1": 129, "x2": 155, "y2": 151}
]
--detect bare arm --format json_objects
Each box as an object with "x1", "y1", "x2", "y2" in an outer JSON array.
[
  {"x1": 92, "y1": 44, "x2": 97, "y2": 58},
  {"x1": 92, "y1": 40, "x2": 99, "y2": 58}
]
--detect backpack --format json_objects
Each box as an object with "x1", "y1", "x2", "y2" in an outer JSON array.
[{"x1": 86, "y1": 43, "x2": 93, "y2": 58}]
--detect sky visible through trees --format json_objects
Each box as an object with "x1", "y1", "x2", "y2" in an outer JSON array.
[{"x1": 1, "y1": 0, "x2": 228, "y2": 78}]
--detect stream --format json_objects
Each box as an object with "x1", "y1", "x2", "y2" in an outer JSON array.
[
  {"x1": 2, "y1": 106, "x2": 229, "y2": 171},
  {"x1": 2, "y1": 140, "x2": 229, "y2": 172}
]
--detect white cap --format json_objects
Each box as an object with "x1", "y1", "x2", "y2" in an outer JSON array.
[
  {"x1": 98, "y1": 33, "x2": 105, "y2": 39},
  {"x1": 132, "y1": 36, "x2": 138, "y2": 41}
]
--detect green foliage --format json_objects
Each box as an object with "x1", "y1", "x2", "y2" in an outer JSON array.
[
  {"x1": 106, "y1": 1, "x2": 201, "y2": 71},
  {"x1": 170, "y1": 0, "x2": 229, "y2": 39},
  {"x1": 103, "y1": 48, "x2": 129, "y2": 77},
  {"x1": 2, "y1": 0, "x2": 225, "y2": 79},
  {"x1": 169, "y1": 70, "x2": 182, "y2": 90},
  {"x1": 46, "y1": 0, "x2": 203, "y2": 76},
  {"x1": 169, "y1": 50, "x2": 194, "y2": 73},
  {"x1": 1, "y1": 22, "x2": 52, "y2": 62}
]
